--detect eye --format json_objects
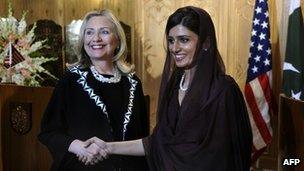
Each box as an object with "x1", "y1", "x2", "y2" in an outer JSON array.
[
  {"x1": 99, "y1": 28, "x2": 111, "y2": 35},
  {"x1": 167, "y1": 37, "x2": 174, "y2": 44},
  {"x1": 101, "y1": 30, "x2": 110, "y2": 34},
  {"x1": 85, "y1": 30, "x2": 95, "y2": 36},
  {"x1": 179, "y1": 37, "x2": 189, "y2": 43}
]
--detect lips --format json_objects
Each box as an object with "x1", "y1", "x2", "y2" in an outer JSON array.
[
  {"x1": 174, "y1": 54, "x2": 186, "y2": 62},
  {"x1": 90, "y1": 45, "x2": 105, "y2": 50}
]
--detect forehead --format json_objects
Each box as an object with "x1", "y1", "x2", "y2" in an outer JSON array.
[
  {"x1": 168, "y1": 24, "x2": 197, "y2": 37},
  {"x1": 86, "y1": 16, "x2": 113, "y2": 28}
]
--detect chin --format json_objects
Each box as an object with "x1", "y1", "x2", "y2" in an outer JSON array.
[
  {"x1": 89, "y1": 53, "x2": 104, "y2": 59},
  {"x1": 175, "y1": 62, "x2": 189, "y2": 68}
]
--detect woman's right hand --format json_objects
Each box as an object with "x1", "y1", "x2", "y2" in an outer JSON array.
[
  {"x1": 84, "y1": 141, "x2": 109, "y2": 165},
  {"x1": 87, "y1": 137, "x2": 110, "y2": 156},
  {"x1": 68, "y1": 139, "x2": 96, "y2": 164}
]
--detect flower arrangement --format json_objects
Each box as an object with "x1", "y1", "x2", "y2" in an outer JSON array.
[{"x1": 0, "y1": 3, "x2": 57, "y2": 86}]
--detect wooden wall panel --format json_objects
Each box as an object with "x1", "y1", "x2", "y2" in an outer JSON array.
[
  {"x1": 24, "y1": 0, "x2": 64, "y2": 26},
  {"x1": 228, "y1": 0, "x2": 253, "y2": 88},
  {"x1": 0, "y1": 0, "x2": 63, "y2": 26},
  {"x1": 63, "y1": 0, "x2": 104, "y2": 25},
  {"x1": 106, "y1": 0, "x2": 135, "y2": 25},
  {"x1": 278, "y1": 95, "x2": 304, "y2": 171},
  {"x1": 0, "y1": 0, "x2": 26, "y2": 21},
  {"x1": 0, "y1": 85, "x2": 53, "y2": 171},
  {"x1": 0, "y1": 0, "x2": 134, "y2": 27},
  {"x1": 136, "y1": 0, "x2": 178, "y2": 128}
]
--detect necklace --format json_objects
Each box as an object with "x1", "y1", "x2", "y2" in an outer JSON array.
[
  {"x1": 179, "y1": 73, "x2": 188, "y2": 91},
  {"x1": 90, "y1": 65, "x2": 121, "y2": 83}
]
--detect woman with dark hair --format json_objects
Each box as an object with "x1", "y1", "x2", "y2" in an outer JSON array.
[
  {"x1": 38, "y1": 9, "x2": 149, "y2": 171},
  {"x1": 88, "y1": 6, "x2": 253, "y2": 171}
]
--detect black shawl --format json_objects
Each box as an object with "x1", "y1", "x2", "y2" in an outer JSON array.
[{"x1": 143, "y1": 6, "x2": 252, "y2": 171}]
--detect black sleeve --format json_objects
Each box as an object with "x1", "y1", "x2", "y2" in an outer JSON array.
[
  {"x1": 37, "y1": 74, "x2": 75, "y2": 167},
  {"x1": 136, "y1": 78, "x2": 149, "y2": 137},
  {"x1": 121, "y1": 76, "x2": 150, "y2": 170},
  {"x1": 225, "y1": 83, "x2": 253, "y2": 171}
]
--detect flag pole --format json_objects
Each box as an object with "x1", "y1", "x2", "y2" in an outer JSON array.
[{"x1": 9, "y1": 41, "x2": 12, "y2": 67}]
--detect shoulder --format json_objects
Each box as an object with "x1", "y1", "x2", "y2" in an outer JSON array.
[
  {"x1": 130, "y1": 73, "x2": 142, "y2": 82},
  {"x1": 55, "y1": 66, "x2": 89, "y2": 87},
  {"x1": 123, "y1": 72, "x2": 143, "y2": 83},
  {"x1": 215, "y1": 75, "x2": 247, "y2": 114},
  {"x1": 218, "y1": 74, "x2": 242, "y2": 96},
  {"x1": 66, "y1": 65, "x2": 89, "y2": 76}
]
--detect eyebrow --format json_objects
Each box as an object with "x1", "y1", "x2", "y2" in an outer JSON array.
[
  {"x1": 85, "y1": 27, "x2": 111, "y2": 30},
  {"x1": 168, "y1": 35, "x2": 191, "y2": 38}
]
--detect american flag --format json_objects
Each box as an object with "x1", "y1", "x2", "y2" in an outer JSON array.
[
  {"x1": 3, "y1": 42, "x2": 25, "y2": 68},
  {"x1": 244, "y1": 0, "x2": 274, "y2": 161}
]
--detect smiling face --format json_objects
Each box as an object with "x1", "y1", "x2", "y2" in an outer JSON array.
[
  {"x1": 83, "y1": 16, "x2": 118, "y2": 62},
  {"x1": 168, "y1": 24, "x2": 199, "y2": 68}
]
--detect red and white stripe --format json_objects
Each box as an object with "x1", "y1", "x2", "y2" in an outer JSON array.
[
  {"x1": 244, "y1": 71, "x2": 273, "y2": 159},
  {"x1": 3, "y1": 44, "x2": 25, "y2": 68}
]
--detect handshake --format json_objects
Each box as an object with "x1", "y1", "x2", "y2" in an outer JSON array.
[{"x1": 68, "y1": 137, "x2": 110, "y2": 165}]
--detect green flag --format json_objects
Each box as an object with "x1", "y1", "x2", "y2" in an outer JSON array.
[{"x1": 282, "y1": 0, "x2": 304, "y2": 101}]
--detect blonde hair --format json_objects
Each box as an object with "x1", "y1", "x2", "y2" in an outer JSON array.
[{"x1": 76, "y1": 9, "x2": 134, "y2": 74}]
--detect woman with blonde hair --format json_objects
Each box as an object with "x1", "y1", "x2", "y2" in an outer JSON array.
[{"x1": 38, "y1": 9, "x2": 149, "y2": 171}]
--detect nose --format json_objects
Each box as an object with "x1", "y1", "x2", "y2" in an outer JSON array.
[
  {"x1": 171, "y1": 42, "x2": 181, "y2": 53},
  {"x1": 92, "y1": 32, "x2": 102, "y2": 42}
]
